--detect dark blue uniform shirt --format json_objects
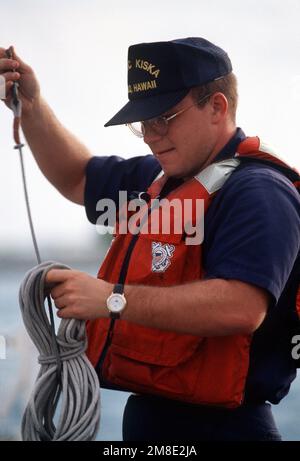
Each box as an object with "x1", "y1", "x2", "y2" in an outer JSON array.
[{"x1": 84, "y1": 128, "x2": 300, "y2": 405}]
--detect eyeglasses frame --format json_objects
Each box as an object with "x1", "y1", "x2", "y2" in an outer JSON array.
[{"x1": 126, "y1": 93, "x2": 212, "y2": 138}]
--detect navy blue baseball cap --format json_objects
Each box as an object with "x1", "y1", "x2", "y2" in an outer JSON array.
[{"x1": 104, "y1": 37, "x2": 232, "y2": 127}]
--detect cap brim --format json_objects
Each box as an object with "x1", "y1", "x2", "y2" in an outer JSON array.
[{"x1": 104, "y1": 88, "x2": 190, "y2": 127}]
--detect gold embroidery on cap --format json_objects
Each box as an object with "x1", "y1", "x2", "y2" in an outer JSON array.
[
  {"x1": 135, "y1": 59, "x2": 160, "y2": 79},
  {"x1": 128, "y1": 80, "x2": 157, "y2": 94}
]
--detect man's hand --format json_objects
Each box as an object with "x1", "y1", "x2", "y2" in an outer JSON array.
[
  {"x1": 0, "y1": 46, "x2": 40, "y2": 114},
  {"x1": 45, "y1": 269, "x2": 113, "y2": 320}
]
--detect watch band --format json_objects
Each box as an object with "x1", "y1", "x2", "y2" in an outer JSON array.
[
  {"x1": 110, "y1": 311, "x2": 121, "y2": 320},
  {"x1": 113, "y1": 283, "x2": 124, "y2": 294}
]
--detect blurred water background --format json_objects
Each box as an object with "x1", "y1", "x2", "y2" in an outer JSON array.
[{"x1": 1, "y1": 237, "x2": 300, "y2": 441}]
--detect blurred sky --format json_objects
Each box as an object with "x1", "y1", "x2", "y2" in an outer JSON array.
[{"x1": 0, "y1": 0, "x2": 300, "y2": 252}]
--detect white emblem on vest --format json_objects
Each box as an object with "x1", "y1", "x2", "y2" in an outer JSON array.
[{"x1": 152, "y1": 242, "x2": 175, "y2": 273}]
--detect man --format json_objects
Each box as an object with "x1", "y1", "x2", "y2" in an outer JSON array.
[{"x1": 1, "y1": 38, "x2": 300, "y2": 441}]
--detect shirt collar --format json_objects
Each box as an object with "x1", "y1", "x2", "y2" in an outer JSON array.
[{"x1": 213, "y1": 127, "x2": 246, "y2": 162}]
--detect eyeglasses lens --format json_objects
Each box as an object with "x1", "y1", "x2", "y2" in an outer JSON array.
[{"x1": 128, "y1": 117, "x2": 168, "y2": 138}]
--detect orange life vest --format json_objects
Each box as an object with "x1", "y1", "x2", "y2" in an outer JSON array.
[{"x1": 86, "y1": 137, "x2": 300, "y2": 408}]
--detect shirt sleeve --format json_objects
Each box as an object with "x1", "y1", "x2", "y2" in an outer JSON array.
[
  {"x1": 203, "y1": 164, "x2": 300, "y2": 303},
  {"x1": 84, "y1": 154, "x2": 161, "y2": 224}
]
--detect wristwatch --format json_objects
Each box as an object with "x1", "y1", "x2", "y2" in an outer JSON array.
[{"x1": 106, "y1": 283, "x2": 127, "y2": 319}]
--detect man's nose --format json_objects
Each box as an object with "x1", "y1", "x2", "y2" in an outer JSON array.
[{"x1": 143, "y1": 125, "x2": 164, "y2": 145}]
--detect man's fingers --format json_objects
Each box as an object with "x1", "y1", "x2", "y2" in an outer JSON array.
[
  {"x1": 57, "y1": 307, "x2": 83, "y2": 320},
  {"x1": 9, "y1": 46, "x2": 28, "y2": 68},
  {"x1": 0, "y1": 46, "x2": 30, "y2": 76},
  {"x1": 52, "y1": 295, "x2": 67, "y2": 309},
  {"x1": 5, "y1": 80, "x2": 13, "y2": 96},
  {"x1": 50, "y1": 283, "x2": 67, "y2": 299},
  {"x1": 0, "y1": 46, "x2": 24, "y2": 65},
  {"x1": 45, "y1": 268, "x2": 72, "y2": 284},
  {"x1": 0, "y1": 58, "x2": 19, "y2": 71},
  {"x1": 0, "y1": 70, "x2": 20, "y2": 81}
]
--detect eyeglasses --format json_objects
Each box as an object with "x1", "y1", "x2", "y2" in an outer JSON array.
[{"x1": 127, "y1": 93, "x2": 212, "y2": 138}]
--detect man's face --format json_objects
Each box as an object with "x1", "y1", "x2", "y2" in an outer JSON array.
[{"x1": 143, "y1": 92, "x2": 217, "y2": 180}]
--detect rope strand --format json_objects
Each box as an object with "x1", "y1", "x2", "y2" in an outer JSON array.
[{"x1": 15, "y1": 142, "x2": 41, "y2": 264}]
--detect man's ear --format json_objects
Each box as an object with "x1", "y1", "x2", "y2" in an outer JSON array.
[{"x1": 210, "y1": 92, "x2": 228, "y2": 123}]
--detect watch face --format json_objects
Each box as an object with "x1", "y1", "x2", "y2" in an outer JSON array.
[{"x1": 107, "y1": 293, "x2": 126, "y2": 313}]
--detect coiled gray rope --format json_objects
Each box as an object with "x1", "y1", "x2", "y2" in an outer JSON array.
[{"x1": 19, "y1": 261, "x2": 101, "y2": 441}]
